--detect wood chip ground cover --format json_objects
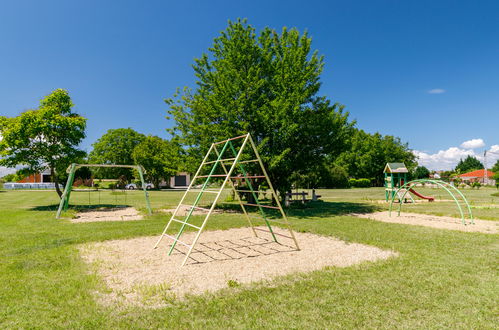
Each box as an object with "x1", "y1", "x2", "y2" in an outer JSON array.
[
  {"x1": 72, "y1": 207, "x2": 143, "y2": 223},
  {"x1": 353, "y1": 211, "x2": 497, "y2": 233},
  {"x1": 79, "y1": 226, "x2": 397, "y2": 307}
]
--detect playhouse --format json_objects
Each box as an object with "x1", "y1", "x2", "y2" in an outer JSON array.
[{"x1": 384, "y1": 163, "x2": 409, "y2": 202}]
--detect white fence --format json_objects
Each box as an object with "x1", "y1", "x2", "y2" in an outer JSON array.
[{"x1": 3, "y1": 182, "x2": 63, "y2": 190}]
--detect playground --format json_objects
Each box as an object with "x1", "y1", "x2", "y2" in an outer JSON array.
[
  {"x1": 2, "y1": 1, "x2": 499, "y2": 326},
  {"x1": 0, "y1": 177, "x2": 497, "y2": 327}
]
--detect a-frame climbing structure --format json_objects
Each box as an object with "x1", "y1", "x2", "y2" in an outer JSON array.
[{"x1": 154, "y1": 133, "x2": 300, "y2": 266}]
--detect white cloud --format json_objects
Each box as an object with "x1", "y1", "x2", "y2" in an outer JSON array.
[
  {"x1": 486, "y1": 145, "x2": 499, "y2": 168},
  {"x1": 460, "y1": 138, "x2": 485, "y2": 149},
  {"x1": 490, "y1": 144, "x2": 499, "y2": 154},
  {"x1": 414, "y1": 143, "x2": 499, "y2": 170},
  {"x1": 428, "y1": 88, "x2": 446, "y2": 94},
  {"x1": 0, "y1": 166, "x2": 17, "y2": 177},
  {"x1": 413, "y1": 147, "x2": 475, "y2": 170}
]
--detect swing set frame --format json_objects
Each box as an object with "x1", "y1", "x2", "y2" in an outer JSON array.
[{"x1": 55, "y1": 163, "x2": 152, "y2": 219}]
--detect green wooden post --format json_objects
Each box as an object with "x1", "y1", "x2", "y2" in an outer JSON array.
[
  {"x1": 56, "y1": 163, "x2": 76, "y2": 219},
  {"x1": 137, "y1": 165, "x2": 152, "y2": 215}
]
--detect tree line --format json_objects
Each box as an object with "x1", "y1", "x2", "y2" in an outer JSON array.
[{"x1": 2, "y1": 19, "x2": 470, "y2": 200}]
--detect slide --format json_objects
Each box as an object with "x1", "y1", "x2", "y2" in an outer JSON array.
[{"x1": 409, "y1": 188, "x2": 434, "y2": 202}]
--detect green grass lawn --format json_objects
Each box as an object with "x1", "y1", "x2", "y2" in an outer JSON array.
[{"x1": 0, "y1": 188, "x2": 497, "y2": 328}]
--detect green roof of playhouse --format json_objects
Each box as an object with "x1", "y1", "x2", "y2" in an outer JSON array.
[{"x1": 384, "y1": 163, "x2": 408, "y2": 173}]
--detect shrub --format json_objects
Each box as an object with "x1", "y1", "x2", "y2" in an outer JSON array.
[
  {"x1": 327, "y1": 165, "x2": 350, "y2": 188},
  {"x1": 349, "y1": 178, "x2": 371, "y2": 188}
]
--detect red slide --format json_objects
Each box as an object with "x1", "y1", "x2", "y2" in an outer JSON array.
[{"x1": 409, "y1": 188, "x2": 434, "y2": 202}]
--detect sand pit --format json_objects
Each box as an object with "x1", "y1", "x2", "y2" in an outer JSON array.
[
  {"x1": 71, "y1": 207, "x2": 143, "y2": 223},
  {"x1": 79, "y1": 227, "x2": 396, "y2": 306},
  {"x1": 353, "y1": 211, "x2": 497, "y2": 234}
]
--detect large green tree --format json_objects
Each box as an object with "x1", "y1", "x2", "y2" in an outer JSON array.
[
  {"x1": 88, "y1": 128, "x2": 145, "y2": 180},
  {"x1": 491, "y1": 159, "x2": 499, "y2": 173},
  {"x1": 132, "y1": 136, "x2": 182, "y2": 188},
  {"x1": 455, "y1": 155, "x2": 483, "y2": 173},
  {"x1": 335, "y1": 129, "x2": 417, "y2": 185},
  {"x1": 167, "y1": 19, "x2": 353, "y2": 199},
  {"x1": 0, "y1": 89, "x2": 86, "y2": 197},
  {"x1": 413, "y1": 166, "x2": 430, "y2": 179}
]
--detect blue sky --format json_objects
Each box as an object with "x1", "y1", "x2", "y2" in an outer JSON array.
[{"x1": 1, "y1": 0, "x2": 498, "y2": 171}]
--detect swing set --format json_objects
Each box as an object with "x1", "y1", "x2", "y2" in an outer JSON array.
[{"x1": 56, "y1": 164, "x2": 152, "y2": 219}]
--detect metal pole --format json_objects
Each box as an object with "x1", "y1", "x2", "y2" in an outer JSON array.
[{"x1": 137, "y1": 165, "x2": 152, "y2": 215}]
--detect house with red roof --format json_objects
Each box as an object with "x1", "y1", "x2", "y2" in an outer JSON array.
[{"x1": 459, "y1": 169, "x2": 495, "y2": 185}]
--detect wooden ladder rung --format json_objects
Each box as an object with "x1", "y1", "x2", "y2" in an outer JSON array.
[
  {"x1": 171, "y1": 218, "x2": 202, "y2": 230},
  {"x1": 237, "y1": 159, "x2": 259, "y2": 164},
  {"x1": 187, "y1": 189, "x2": 219, "y2": 194},
  {"x1": 212, "y1": 134, "x2": 248, "y2": 145},
  {"x1": 162, "y1": 233, "x2": 191, "y2": 248},
  {"x1": 242, "y1": 203, "x2": 280, "y2": 210},
  {"x1": 235, "y1": 189, "x2": 267, "y2": 194},
  {"x1": 196, "y1": 174, "x2": 228, "y2": 178},
  {"x1": 181, "y1": 204, "x2": 211, "y2": 212},
  {"x1": 204, "y1": 158, "x2": 236, "y2": 165}
]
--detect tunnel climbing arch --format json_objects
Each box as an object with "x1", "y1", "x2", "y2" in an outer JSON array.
[{"x1": 389, "y1": 179, "x2": 474, "y2": 225}]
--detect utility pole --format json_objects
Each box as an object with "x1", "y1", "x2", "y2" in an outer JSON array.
[{"x1": 484, "y1": 150, "x2": 488, "y2": 185}]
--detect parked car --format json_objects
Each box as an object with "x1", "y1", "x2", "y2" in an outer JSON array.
[{"x1": 125, "y1": 183, "x2": 154, "y2": 190}]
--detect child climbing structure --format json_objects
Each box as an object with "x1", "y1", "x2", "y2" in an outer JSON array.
[
  {"x1": 384, "y1": 162, "x2": 434, "y2": 203},
  {"x1": 154, "y1": 133, "x2": 300, "y2": 266}
]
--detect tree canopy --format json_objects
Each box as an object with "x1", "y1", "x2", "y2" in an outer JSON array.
[
  {"x1": 413, "y1": 166, "x2": 430, "y2": 179},
  {"x1": 335, "y1": 129, "x2": 417, "y2": 185},
  {"x1": 0, "y1": 89, "x2": 86, "y2": 197},
  {"x1": 88, "y1": 128, "x2": 145, "y2": 180},
  {"x1": 132, "y1": 136, "x2": 182, "y2": 187},
  {"x1": 166, "y1": 19, "x2": 353, "y2": 198},
  {"x1": 455, "y1": 155, "x2": 484, "y2": 173},
  {"x1": 491, "y1": 159, "x2": 499, "y2": 173}
]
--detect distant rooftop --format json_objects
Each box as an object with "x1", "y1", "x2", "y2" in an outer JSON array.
[{"x1": 459, "y1": 169, "x2": 495, "y2": 178}]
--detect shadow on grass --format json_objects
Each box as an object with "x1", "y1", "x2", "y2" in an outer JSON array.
[
  {"x1": 217, "y1": 200, "x2": 380, "y2": 219},
  {"x1": 29, "y1": 204, "x2": 133, "y2": 212}
]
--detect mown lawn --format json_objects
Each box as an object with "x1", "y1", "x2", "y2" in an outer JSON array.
[{"x1": 0, "y1": 189, "x2": 497, "y2": 328}]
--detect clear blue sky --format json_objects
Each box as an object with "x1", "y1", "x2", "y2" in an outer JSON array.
[{"x1": 1, "y1": 0, "x2": 498, "y2": 169}]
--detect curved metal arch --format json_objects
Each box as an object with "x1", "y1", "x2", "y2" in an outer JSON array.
[
  {"x1": 389, "y1": 179, "x2": 473, "y2": 225},
  {"x1": 433, "y1": 180, "x2": 474, "y2": 224}
]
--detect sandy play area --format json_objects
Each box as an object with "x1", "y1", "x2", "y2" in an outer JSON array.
[
  {"x1": 79, "y1": 226, "x2": 396, "y2": 306},
  {"x1": 71, "y1": 207, "x2": 143, "y2": 223},
  {"x1": 353, "y1": 211, "x2": 497, "y2": 234}
]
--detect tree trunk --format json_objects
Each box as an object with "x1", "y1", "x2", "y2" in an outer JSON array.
[{"x1": 51, "y1": 167, "x2": 63, "y2": 198}]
